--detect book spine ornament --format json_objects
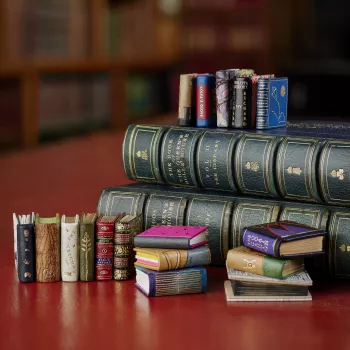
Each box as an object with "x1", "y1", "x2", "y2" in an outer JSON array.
[
  {"x1": 256, "y1": 78, "x2": 269, "y2": 129},
  {"x1": 96, "y1": 220, "x2": 115, "y2": 280},
  {"x1": 196, "y1": 74, "x2": 216, "y2": 127},
  {"x1": 35, "y1": 222, "x2": 61, "y2": 282},
  {"x1": 242, "y1": 229, "x2": 279, "y2": 257},
  {"x1": 232, "y1": 77, "x2": 252, "y2": 128},
  {"x1": 17, "y1": 223, "x2": 36, "y2": 282},
  {"x1": 79, "y1": 219, "x2": 96, "y2": 281},
  {"x1": 178, "y1": 73, "x2": 197, "y2": 126}
]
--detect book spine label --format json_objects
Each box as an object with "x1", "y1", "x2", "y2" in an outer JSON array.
[
  {"x1": 243, "y1": 229, "x2": 278, "y2": 257},
  {"x1": 256, "y1": 78, "x2": 270, "y2": 129},
  {"x1": 232, "y1": 77, "x2": 252, "y2": 128},
  {"x1": 319, "y1": 140, "x2": 350, "y2": 206},
  {"x1": 185, "y1": 197, "x2": 233, "y2": 265},
  {"x1": 160, "y1": 127, "x2": 203, "y2": 187},
  {"x1": 196, "y1": 75, "x2": 216, "y2": 127},
  {"x1": 97, "y1": 190, "x2": 147, "y2": 217},
  {"x1": 226, "y1": 249, "x2": 283, "y2": 279},
  {"x1": 196, "y1": 131, "x2": 241, "y2": 191},
  {"x1": 80, "y1": 223, "x2": 95, "y2": 281},
  {"x1": 61, "y1": 222, "x2": 79, "y2": 282},
  {"x1": 122, "y1": 124, "x2": 168, "y2": 183},
  {"x1": 17, "y1": 224, "x2": 36, "y2": 283},
  {"x1": 235, "y1": 134, "x2": 281, "y2": 197},
  {"x1": 96, "y1": 222, "x2": 114, "y2": 280},
  {"x1": 178, "y1": 74, "x2": 197, "y2": 126},
  {"x1": 276, "y1": 137, "x2": 323, "y2": 203},
  {"x1": 144, "y1": 194, "x2": 187, "y2": 229},
  {"x1": 114, "y1": 223, "x2": 133, "y2": 280},
  {"x1": 35, "y1": 223, "x2": 61, "y2": 282}
]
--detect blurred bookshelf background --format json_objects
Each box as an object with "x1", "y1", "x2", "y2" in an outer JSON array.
[{"x1": 0, "y1": 0, "x2": 349, "y2": 152}]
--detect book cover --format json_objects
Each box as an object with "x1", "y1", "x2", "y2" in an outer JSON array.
[
  {"x1": 135, "y1": 266, "x2": 207, "y2": 297},
  {"x1": 243, "y1": 221, "x2": 326, "y2": 258},
  {"x1": 256, "y1": 77, "x2": 288, "y2": 129},
  {"x1": 178, "y1": 73, "x2": 197, "y2": 126},
  {"x1": 226, "y1": 246, "x2": 304, "y2": 279},
  {"x1": 134, "y1": 225, "x2": 208, "y2": 249},
  {"x1": 232, "y1": 77, "x2": 252, "y2": 128},
  {"x1": 134, "y1": 245, "x2": 211, "y2": 271},
  {"x1": 196, "y1": 74, "x2": 216, "y2": 127}
]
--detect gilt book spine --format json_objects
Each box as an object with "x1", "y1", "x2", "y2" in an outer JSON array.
[
  {"x1": 178, "y1": 73, "x2": 197, "y2": 126},
  {"x1": 196, "y1": 74, "x2": 216, "y2": 127},
  {"x1": 232, "y1": 77, "x2": 252, "y2": 128}
]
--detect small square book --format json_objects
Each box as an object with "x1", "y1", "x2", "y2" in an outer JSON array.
[
  {"x1": 242, "y1": 221, "x2": 325, "y2": 259},
  {"x1": 134, "y1": 226, "x2": 208, "y2": 249},
  {"x1": 225, "y1": 269, "x2": 313, "y2": 302}
]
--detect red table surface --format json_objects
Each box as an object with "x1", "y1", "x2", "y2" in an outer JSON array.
[{"x1": 1, "y1": 128, "x2": 350, "y2": 350}]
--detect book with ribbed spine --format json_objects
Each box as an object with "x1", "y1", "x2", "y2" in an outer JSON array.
[{"x1": 135, "y1": 266, "x2": 207, "y2": 297}]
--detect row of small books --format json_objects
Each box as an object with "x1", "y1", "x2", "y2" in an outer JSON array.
[
  {"x1": 133, "y1": 225, "x2": 210, "y2": 297},
  {"x1": 13, "y1": 212, "x2": 142, "y2": 283},
  {"x1": 224, "y1": 221, "x2": 326, "y2": 302},
  {"x1": 177, "y1": 69, "x2": 288, "y2": 130}
]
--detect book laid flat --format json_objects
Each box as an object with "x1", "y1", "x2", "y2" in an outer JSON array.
[
  {"x1": 61, "y1": 214, "x2": 79, "y2": 282},
  {"x1": 226, "y1": 246, "x2": 304, "y2": 279},
  {"x1": 134, "y1": 245, "x2": 211, "y2": 271},
  {"x1": 134, "y1": 226, "x2": 208, "y2": 249},
  {"x1": 96, "y1": 183, "x2": 350, "y2": 279},
  {"x1": 122, "y1": 123, "x2": 350, "y2": 206},
  {"x1": 95, "y1": 214, "x2": 120, "y2": 281},
  {"x1": 243, "y1": 221, "x2": 325, "y2": 258},
  {"x1": 135, "y1": 266, "x2": 207, "y2": 297},
  {"x1": 80, "y1": 213, "x2": 97, "y2": 282},
  {"x1": 114, "y1": 214, "x2": 143, "y2": 280},
  {"x1": 35, "y1": 214, "x2": 60, "y2": 282},
  {"x1": 14, "y1": 213, "x2": 36, "y2": 283}
]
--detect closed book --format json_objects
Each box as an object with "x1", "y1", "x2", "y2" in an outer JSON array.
[
  {"x1": 196, "y1": 74, "x2": 216, "y2": 127},
  {"x1": 178, "y1": 73, "x2": 197, "y2": 126},
  {"x1": 61, "y1": 214, "x2": 79, "y2": 282},
  {"x1": 243, "y1": 221, "x2": 326, "y2": 259},
  {"x1": 135, "y1": 266, "x2": 207, "y2": 297},
  {"x1": 232, "y1": 77, "x2": 252, "y2": 128},
  {"x1": 134, "y1": 226, "x2": 208, "y2": 249},
  {"x1": 14, "y1": 213, "x2": 36, "y2": 283},
  {"x1": 134, "y1": 245, "x2": 211, "y2": 271},
  {"x1": 226, "y1": 246, "x2": 304, "y2": 279},
  {"x1": 80, "y1": 213, "x2": 97, "y2": 282},
  {"x1": 35, "y1": 214, "x2": 61, "y2": 282},
  {"x1": 96, "y1": 215, "x2": 120, "y2": 281},
  {"x1": 256, "y1": 77, "x2": 288, "y2": 129},
  {"x1": 114, "y1": 214, "x2": 143, "y2": 281}
]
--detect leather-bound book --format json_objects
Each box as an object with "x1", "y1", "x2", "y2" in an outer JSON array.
[
  {"x1": 178, "y1": 73, "x2": 198, "y2": 126},
  {"x1": 232, "y1": 77, "x2": 252, "y2": 128},
  {"x1": 80, "y1": 213, "x2": 97, "y2": 282},
  {"x1": 135, "y1": 266, "x2": 207, "y2": 297},
  {"x1": 61, "y1": 214, "x2": 79, "y2": 282},
  {"x1": 114, "y1": 214, "x2": 143, "y2": 280},
  {"x1": 14, "y1": 213, "x2": 36, "y2": 283},
  {"x1": 96, "y1": 214, "x2": 120, "y2": 281},
  {"x1": 35, "y1": 214, "x2": 61, "y2": 282}
]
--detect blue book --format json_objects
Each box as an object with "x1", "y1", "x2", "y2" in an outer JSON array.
[
  {"x1": 256, "y1": 77, "x2": 288, "y2": 129},
  {"x1": 196, "y1": 74, "x2": 216, "y2": 128}
]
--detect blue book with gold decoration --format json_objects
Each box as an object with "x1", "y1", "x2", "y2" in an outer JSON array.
[{"x1": 256, "y1": 77, "x2": 288, "y2": 129}]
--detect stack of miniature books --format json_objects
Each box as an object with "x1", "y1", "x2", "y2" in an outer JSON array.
[
  {"x1": 133, "y1": 225, "x2": 210, "y2": 297},
  {"x1": 224, "y1": 221, "x2": 326, "y2": 302}
]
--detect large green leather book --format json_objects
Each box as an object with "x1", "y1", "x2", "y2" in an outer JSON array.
[
  {"x1": 96, "y1": 183, "x2": 350, "y2": 278},
  {"x1": 122, "y1": 123, "x2": 350, "y2": 207}
]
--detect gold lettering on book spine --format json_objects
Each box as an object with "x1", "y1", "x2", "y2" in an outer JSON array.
[
  {"x1": 287, "y1": 166, "x2": 303, "y2": 175},
  {"x1": 331, "y1": 169, "x2": 344, "y2": 180},
  {"x1": 245, "y1": 161, "x2": 259, "y2": 172}
]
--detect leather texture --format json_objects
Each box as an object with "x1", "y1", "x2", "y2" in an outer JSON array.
[
  {"x1": 144, "y1": 193, "x2": 187, "y2": 229},
  {"x1": 196, "y1": 130, "x2": 241, "y2": 192},
  {"x1": 61, "y1": 215, "x2": 79, "y2": 282},
  {"x1": 79, "y1": 213, "x2": 97, "y2": 281},
  {"x1": 160, "y1": 127, "x2": 204, "y2": 187},
  {"x1": 95, "y1": 215, "x2": 119, "y2": 281},
  {"x1": 35, "y1": 214, "x2": 61, "y2": 282},
  {"x1": 16, "y1": 214, "x2": 36, "y2": 283},
  {"x1": 114, "y1": 214, "x2": 143, "y2": 280},
  {"x1": 232, "y1": 77, "x2": 252, "y2": 128},
  {"x1": 235, "y1": 133, "x2": 283, "y2": 197},
  {"x1": 122, "y1": 124, "x2": 168, "y2": 183},
  {"x1": 276, "y1": 136, "x2": 324, "y2": 203}
]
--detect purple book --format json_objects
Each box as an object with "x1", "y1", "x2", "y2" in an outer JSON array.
[
  {"x1": 134, "y1": 226, "x2": 209, "y2": 249},
  {"x1": 242, "y1": 221, "x2": 325, "y2": 259}
]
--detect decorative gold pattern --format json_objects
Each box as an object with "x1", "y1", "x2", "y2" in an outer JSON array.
[
  {"x1": 280, "y1": 85, "x2": 286, "y2": 97},
  {"x1": 136, "y1": 149, "x2": 148, "y2": 160},
  {"x1": 245, "y1": 161, "x2": 259, "y2": 172},
  {"x1": 339, "y1": 244, "x2": 350, "y2": 252},
  {"x1": 23, "y1": 259, "x2": 30, "y2": 265},
  {"x1": 24, "y1": 272, "x2": 31, "y2": 279},
  {"x1": 81, "y1": 232, "x2": 92, "y2": 281},
  {"x1": 101, "y1": 226, "x2": 109, "y2": 231},
  {"x1": 243, "y1": 259, "x2": 256, "y2": 268},
  {"x1": 287, "y1": 166, "x2": 303, "y2": 175},
  {"x1": 24, "y1": 230, "x2": 29, "y2": 241},
  {"x1": 331, "y1": 169, "x2": 344, "y2": 180}
]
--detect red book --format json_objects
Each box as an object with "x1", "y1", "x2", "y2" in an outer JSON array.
[{"x1": 95, "y1": 215, "x2": 120, "y2": 280}]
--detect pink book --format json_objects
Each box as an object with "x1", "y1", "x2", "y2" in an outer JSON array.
[{"x1": 134, "y1": 226, "x2": 209, "y2": 249}]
